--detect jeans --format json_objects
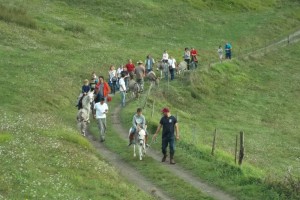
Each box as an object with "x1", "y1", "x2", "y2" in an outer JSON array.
[
  {"x1": 184, "y1": 59, "x2": 190, "y2": 70},
  {"x1": 169, "y1": 68, "x2": 175, "y2": 80},
  {"x1": 146, "y1": 68, "x2": 152, "y2": 73},
  {"x1": 111, "y1": 81, "x2": 117, "y2": 94},
  {"x1": 124, "y1": 77, "x2": 129, "y2": 89},
  {"x1": 225, "y1": 50, "x2": 231, "y2": 59},
  {"x1": 120, "y1": 91, "x2": 126, "y2": 107},
  {"x1": 162, "y1": 136, "x2": 175, "y2": 155},
  {"x1": 97, "y1": 118, "x2": 106, "y2": 141}
]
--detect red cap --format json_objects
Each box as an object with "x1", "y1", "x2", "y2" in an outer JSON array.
[{"x1": 161, "y1": 107, "x2": 170, "y2": 113}]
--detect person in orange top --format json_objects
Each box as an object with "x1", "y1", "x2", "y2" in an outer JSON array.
[{"x1": 95, "y1": 76, "x2": 111, "y2": 103}]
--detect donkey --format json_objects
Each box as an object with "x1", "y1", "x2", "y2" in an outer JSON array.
[
  {"x1": 128, "y1": 126, "x2": 147, "y2": 161},
  {"x1": 76, "y1": 91, "x2": 94, "y2": 136},
  {"x1": 128, "y1": 79, "x2": 141, "y2": 99},
  {"x1": 146, "y1": 71, "x2": 159, "y2": 87},
  {"x1": 176, "y1": 61, "x2": 188, "y2": 75}
]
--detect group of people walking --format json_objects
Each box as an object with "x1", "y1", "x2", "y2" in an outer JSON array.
[
  {"x1": 76, "y1": 67, "x2": 180, "y2": 164},
  {"x1": 76, "y1": 42, "x2": 234, "y2": 163}
]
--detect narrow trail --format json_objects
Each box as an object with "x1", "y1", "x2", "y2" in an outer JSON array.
[
  {"x1": 86, "y1": 131, "x2": 173, "y2": 200},
  {"x1": 241, "y1": 29, "x2": 300, "y2": 57},
  {"x1": 111, "y1": 105, "x2": 235, "y2": 200}
]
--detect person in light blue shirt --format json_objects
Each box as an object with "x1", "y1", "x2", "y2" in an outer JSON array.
[{"x1": 144, "y1": 54, "x2": 155, "y2": 74}]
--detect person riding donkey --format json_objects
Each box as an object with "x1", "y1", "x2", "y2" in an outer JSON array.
[{"x1": 128, "y1": 108, "x2": 148, "y2": 146}]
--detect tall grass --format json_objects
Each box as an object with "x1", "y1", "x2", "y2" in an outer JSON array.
[{"x1": 0, "y1": 4, "x2": 36, "y2": 29}]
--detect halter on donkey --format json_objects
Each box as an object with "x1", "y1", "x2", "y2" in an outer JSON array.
[
  {"x1": 77, "y1": 91, "x2": 94, "y2": 136},
  {"x1": 128, "y1": 125, "x2": 147, "y2": 161}
]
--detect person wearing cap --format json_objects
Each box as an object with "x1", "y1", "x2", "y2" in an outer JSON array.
[
  {"x1": 135, "y1": 60, "x2": 145, "y2": 92},
  {"x1": 153, "y1": 107, "x2": 179, "y2": 164},
  {"x1": 93, "y1": 97, "x2": 109, "y2": 142}
]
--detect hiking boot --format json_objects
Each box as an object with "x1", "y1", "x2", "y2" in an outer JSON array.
[
  {"x1": 161, "y1": 154, "x2": 167, "y2": 162},
  {"x1": 170, "y1": 154, "x2": 176, "y2": 164}
]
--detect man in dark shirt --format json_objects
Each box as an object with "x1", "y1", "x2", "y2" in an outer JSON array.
[{"x1": 153, "y1": 107, "x2": 179, "y2": 164}]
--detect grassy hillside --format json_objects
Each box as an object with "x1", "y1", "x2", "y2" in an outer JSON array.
[{"x1": 0, "y1": 0, "x2": 300, "y2": 199}]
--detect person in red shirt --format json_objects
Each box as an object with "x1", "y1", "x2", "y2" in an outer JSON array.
[
  {"x1": 125, "y1": 59, "x2": 135, "y2": 77},
  {"x1": 190, "y1": 47, "x2": 198, "y2": 68}
]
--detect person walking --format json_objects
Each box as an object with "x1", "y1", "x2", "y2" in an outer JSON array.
[
  {"x1": 135, "y1": 60, "x2": 146, "y2": 92},
  {"x1": 162, "y1": 50, "x2": 169, "y2": 63},
  {"x1": 95, "y1": 76, "x2": 110, "y2": 103},
  {"x1": 183, "y1": 48, "x2": 191, "y2": 70},
  {"x1": 144, "y1": 55, "x2": 155, "y2": 74},
  {"x1": 108, "y1": 65, "x2": 118, "y2": 94},
  {"x1": 125, "y1": 59, "x2": 135, "y2": 77},
  {"x1": 225, "y1": 42, "x2": 232, "y2": 59},
  {"x1": 119, "y1": 72, "x2": 127, "y2": 107},
  {"x1": 168, "y1": 56, "x2": 176, "y2": 80},
  {"x1": 190, "y1": 47, "x2": 198, "y2": 68},
  {"x1": 152, "y1": 107, "x2": 179, "y2": 164},
  {"x1": 94, "y1": 97, "x2": 108, "y2": 142}
]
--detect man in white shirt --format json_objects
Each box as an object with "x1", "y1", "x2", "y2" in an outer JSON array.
[
  {"x1": 168, "y1": 56, "x2": 176, "y2": 80},
  {"x1": 94, "y1": 97, "x2": 109, "y2": 142},
  {"x1": 119, "y1": 72, "x2": 127, "y2": 107}
]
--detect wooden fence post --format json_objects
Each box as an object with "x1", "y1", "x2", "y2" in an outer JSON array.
[
  {"x1": 234, "y1": 134, "x2": 238, "y2": 164},
  {"x1": 238, "y1": 131, "x2": 245, "y2": 165},
  {"x1": 211, "y1": 128, "x2": 217, "y2": 156},
  {"x1": 151, "y1": 100, "x2": 155, "y2": 118}
]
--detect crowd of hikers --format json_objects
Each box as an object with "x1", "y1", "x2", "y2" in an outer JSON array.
[{"x1": 76, "y1": 43, "x2": 232, "y2": 164}]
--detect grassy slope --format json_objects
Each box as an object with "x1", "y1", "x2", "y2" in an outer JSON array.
[
  {"x1": 127, "y1": 43, "x2": 300, "y2": 199},
  {"x1": 0, "y1": 0, "x2": 300, "y2": 199}
]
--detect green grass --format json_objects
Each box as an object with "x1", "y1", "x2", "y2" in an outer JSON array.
[
  {"x1": 0, "y1": 0, "x2": 299, "y2": 199},
  {"x1": 122, "y1": 44, "x2": 300, "y2": 199},
  {"x1": 88, "y1": 97, "x2": 212, "y2": 200}
]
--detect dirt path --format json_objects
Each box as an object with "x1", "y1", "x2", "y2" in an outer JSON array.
[
  {"x1": 86, "y1": 29, "x2": 300, "y2": 200},
  {"x1": 111, "y1": 105, "x2": 235, "y2": 200},
  {"x1": 86, "y1": 132, "x2": 173, "y2": 200}
]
